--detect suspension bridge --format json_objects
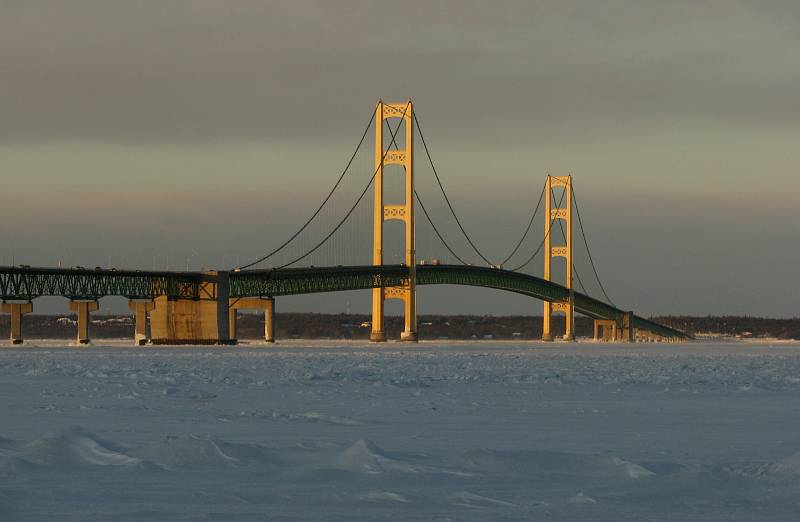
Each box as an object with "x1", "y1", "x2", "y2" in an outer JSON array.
[{"x1": 0, "y1": 100, "x2": 688, "y2": 345}]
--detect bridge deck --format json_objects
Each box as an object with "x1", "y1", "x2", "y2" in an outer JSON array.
[{"x1": 0, "y1": 265, "x2": 687, "y2": 339}]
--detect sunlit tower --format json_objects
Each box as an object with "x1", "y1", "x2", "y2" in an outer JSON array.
[
  {"x1": 542, "y1": 174, "x2": 574, "y2": 341},
  {"x1": 371, "y1": 100, "x2": 417, "y2": 342}
]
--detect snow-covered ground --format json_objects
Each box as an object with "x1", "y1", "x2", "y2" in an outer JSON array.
[{"x1": 1, "y1": 340, "x2": 799, "y2": 521}]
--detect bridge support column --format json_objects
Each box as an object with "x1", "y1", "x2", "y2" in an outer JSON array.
[
  {"x1": 216, "y1": 272, "x2": 231, "y2": 343},
  {"x1": 228, "y1": 306, "x2": 238, "y2": 341},
  {"x1": 149, "y1": 272, "x2": 233, "y2": 345},
  {"x1": 593, "y1": 319, "x2": 616, "y2": 342},
  {"x1": 371, "y1": 100, "x2": 417, "y2": 342},
  {"x1": 370, "y1": 291, "x2": 386, "y2": 342},
  {"x1": 128, "y1": 300, "x2": 154, "y2": 346},
  {"x1": 229, "y1": 297, "x2": 275, "y2": 343},
  {"x1": 636, "y1": 329, "x2": 652, "y2": 342},
  {"x1": 542, "y1": 300, "x2": 554, "y2": 342},
  {"x1": 2, "y1": 302, "x2": 32, "y2": 345},
  {"x1": 542, "y1": 174, "x2": 573, "y2": 342},
  {"x1": 69, "y1": 300, "x2": 99, "y2": 345},
  {"x1": 265, "y1": 298, "x2": 275, "y2": 343},
  {"x1": 563, "y1": 297, "x2": 575, "y2": 342},
  {"x1": 618, "y1": 311, "x2": 634, "y2": 343}
]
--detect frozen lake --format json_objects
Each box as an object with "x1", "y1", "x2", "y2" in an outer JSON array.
[{"x1": 1, "y1": 340, "x2": 799, "y2": 520}]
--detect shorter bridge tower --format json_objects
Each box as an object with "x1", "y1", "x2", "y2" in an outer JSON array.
[
  {"x1": 371, "y1": 100, "x2": 417, "y2": 342},
  {"x1": 542, "y1": 174, "x2": 575, "y2": 341}
]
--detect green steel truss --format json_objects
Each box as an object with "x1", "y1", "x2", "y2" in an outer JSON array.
[
  {"x1": 0, "y1": 267, "x2": 199, "y2": 301},
  {"x1": 229, "y1": 265, "x2": 409, "y2": 298},
  {"x1": 0, "y1": 264, "x2": 687, "y2": 338},
  {"x1": 229, "y1": 264, "x2": 687, "y2": 338}
]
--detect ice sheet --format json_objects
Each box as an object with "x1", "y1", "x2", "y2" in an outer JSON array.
[{"x1": 1, "y1": 340, "x2": 799, "y2": 520}]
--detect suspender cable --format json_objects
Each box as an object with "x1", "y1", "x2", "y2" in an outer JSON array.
[
  {"x1": 414, "y1": 190, "x2": 469, "y2": 265},
  {"x1": 571, "y1": 185, "x2": 616, "y2": 306},
  {"x1": 238, "y1": 110, "x2": 376, "y2": 270},
  {"x1": 383, "y1": 118, "x2": 470, "y2": 265},
  {"x1": 414, "y1": 112, "x2": 551, "y2": 269},
  {"x1": 274, "y1": 103, "x2": 411, "y2": 269},
  {"x1": 508, "y1": 186, "x2": 567, "y2": 272},
  {"x1": 382, "y1": 117, "x2": 467, "y2": 265},
  {"x1": 499, "y1": 179, "x2": 546, "y2": 266},
  {"x1": 573, "y1": 263, "x2": 588, "y2": 294},
  {"x1": 413, "y1": 112, "x2": 495, "y2": 266}
]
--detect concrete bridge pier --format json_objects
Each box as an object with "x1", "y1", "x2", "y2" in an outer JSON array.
[
  {"x1": 265, "y1": 298, "x2": 275, "y2": 343},
  {"x1": 2, "y1": 302, "x2": 33, "y2": 344},
  {"x1": 593, "y1": 319, "x2": 616, "y2": 341},
  {"x1": 150, "y1": 271, "x2": 233, "y2": 345},
  {"x1": 636, "y1": 330, "x2": 653, "y2": 342},
  {"x1": 128, "y1": 300, "x2": 155, "y2": 345},
  {"x1": 69, "y1": 300, "x2": 99, "y2": 344},
  {"x1": 229, "y1": 297, "x2": 275, "y2": 343},
  {"x1": 593, "y1": 312, "x2": 634, "y2": 342},
  {"x1": 619, "y1": 312, "x2": 634, "y2": 343}
]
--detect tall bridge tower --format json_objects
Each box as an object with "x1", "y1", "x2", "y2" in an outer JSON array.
[
  {"x1": 371, "y1": 100, "x2": 417, "y2": 342},
  {"x1": 542, "y1": 174, "x2": 574, "y2": 341}
]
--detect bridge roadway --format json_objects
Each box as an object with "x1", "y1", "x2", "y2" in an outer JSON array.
[{"x1": 0, "y1": 264, "x2": 687, "y2": 339}]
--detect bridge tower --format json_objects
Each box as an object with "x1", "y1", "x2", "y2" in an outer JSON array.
[
  {"x1": 542, "y1": 174, "x2": 575, "y2": 341},
  {"x1": 371, "y1": 100, "x2": 417, "y2": 342}
]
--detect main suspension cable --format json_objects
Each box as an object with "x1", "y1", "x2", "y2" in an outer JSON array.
[
  {"x1": 571, "y1": 185, "x2": 616, "y2": 306},
  {"x1": 381, "y1": 118, "x2": 471, "y2": 265},
  {"x1": 499, "y1": 179, "x2": 546, "y2": 266},
  {"x1": 413, "y1": 112, "x2": 496, "y2": 266},
  {"x1": 238, "y1": 110, "x2": 377, "y2": 270},
  {"x1": 573, "y1": 263, "x2": 588, "y2": 294},
  {"x1": 414, "y1": 190, "x2": 469, "y2": 265},
  {"x1": 274, "y1": 103, "x2": 411, "y2": 269},
  {"x1": 508, "y1": 185, "x2": 567, "y2": 272}
]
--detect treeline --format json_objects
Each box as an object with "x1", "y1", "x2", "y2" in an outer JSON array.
[
  {"x1": 0, "y1": 313, "x2": 798, "y2": 340},
  {"x1": 652, "y1": 316, "x2": 800, "y2": 340}
]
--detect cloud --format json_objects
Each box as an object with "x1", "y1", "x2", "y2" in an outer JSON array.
[
  {"x1": 1, "y1": 1, "x2": 798, "y2": 316},
  {"x1": 1, "y1": 1, "x2": 799, "y2": 144}
]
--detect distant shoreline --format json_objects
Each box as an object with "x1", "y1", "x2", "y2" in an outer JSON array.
[
  {"x1": 2, "y1": 339, "x2": 799, "y2": 351},
  {"x1": 1, "y1": 313, "x2": 798, "y2": 341}
]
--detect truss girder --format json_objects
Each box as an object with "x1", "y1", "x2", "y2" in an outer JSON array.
[
  {"x1": 0, "y1": 265, "x2": 686, "y2": 339},
  {"x1": 0, "y1": 267, "x2": 200, "y2": 300},
  {"x1": 228, "y1": 264, "x2": 687, "y2": 339},
  {"x1": 229, "y1": 265, "x2": 409, "y2": 298}
]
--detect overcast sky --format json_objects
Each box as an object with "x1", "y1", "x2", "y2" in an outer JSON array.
[{"x1": 1, "y1": 1, "x2": 798, "y2": 317}]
